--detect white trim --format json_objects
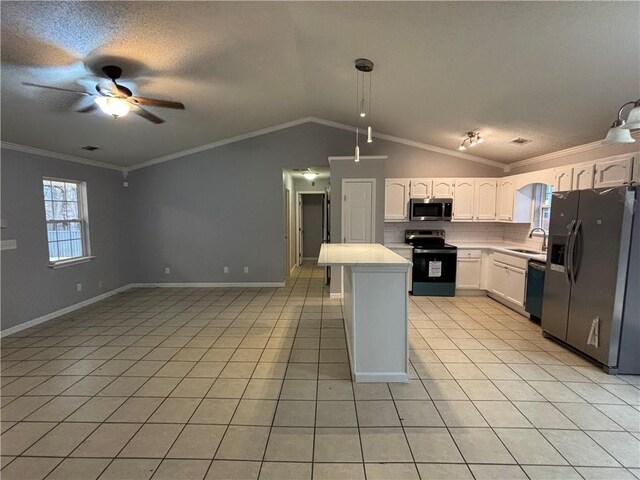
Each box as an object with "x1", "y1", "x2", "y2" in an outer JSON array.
[
  {"x1": 0, "y1": 284, "x2": 131, "y2": 337},
  {"x1": 1, "y1": 142, "x2": 124, "y2": 172},
  {"x1": 330, "y1": 292, "x2": 343, "y2": 299},
  {"x1": 353, "y1": 372, "x2": 409, "y2": 383},
  {"x1": 508, "y1": 130, "x2": 640, "y2": 170},
  {"x1": 48, "y1": 256, "x2": 96, "y2": 269},
  {"x1": 127, "y1": 117, "x2": 318, "y2": 172},
  {"x1": 328, "y1": 155, "x2": 388, "y2": 162},
  {"x1": 129, "y1": 282, "x2": 285, "y2": 288},
  {"x1": 126, "y1": 117, "x2": 505, "y2": 172}
]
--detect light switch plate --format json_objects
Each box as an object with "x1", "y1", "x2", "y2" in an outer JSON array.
[{"x1": 1, "y1": 239, "x2": 17, "y2": 250}]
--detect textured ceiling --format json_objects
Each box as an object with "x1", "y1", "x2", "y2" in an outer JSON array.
[{"x1": 1, "y1": 1, "x2": 639, "y2": 167}]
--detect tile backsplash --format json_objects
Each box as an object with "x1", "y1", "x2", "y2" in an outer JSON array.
[{"x1": 385, "y1": 221, "x2": 545, "y2": 250}]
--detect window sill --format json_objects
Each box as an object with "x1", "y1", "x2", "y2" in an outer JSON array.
[{"x1": 48, "y1": 256, "x2": 96, "y2": 269}]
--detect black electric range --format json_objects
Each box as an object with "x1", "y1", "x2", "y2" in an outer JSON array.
[{"x1": 405, "y1": 230, "x2": 457, "y2": 296}]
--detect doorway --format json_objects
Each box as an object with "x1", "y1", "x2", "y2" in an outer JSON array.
[{"x1": 297, "y1": 191, "x2": 327, "y2": 265}]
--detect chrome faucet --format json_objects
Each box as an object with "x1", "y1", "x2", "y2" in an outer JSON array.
[{"x1": 529, "y1": 228, "x2": 548, "y2": 252}]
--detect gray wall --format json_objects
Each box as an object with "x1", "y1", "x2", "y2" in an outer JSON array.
[
  {"x1": 301, "y1": 194, "x2": 323, "y2": 258},
  {"x1": 1, "y1": 149, "x2": 130, "y2": 331}
]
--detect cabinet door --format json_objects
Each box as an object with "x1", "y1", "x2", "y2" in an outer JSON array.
[
  {"x1": 554, "y1": 167, "x2": 574, "y2": 191},
  {"x1": 453, "y1": 180, "x2": 475, "y2": 221},
  {"x1": 503, "y1": 266, "x2": 526, "y2": 307},
  {"x1": 573, "y1": 164, "x2": 594, "y2": 190},
  {"x1": 474, "y1": 179, "x2": 497, "y2": 221},
  {"x1": 489, "y1": 260, "x2": 507, "y2": 297},
  {"x1": 385, "y1": 179, "x2": 410, "y2": 221},
  {"x1": 498, "y1": 179, "x2": 515, "y2": 221},
  {"x1": 456, "y1": 258, "x2": 482, "y2": 289},
  {"x1": 410, "y1": 179, "x2": 431, "y2": 198},
  {"x1": 432, "y1": 179, "x2": 454, "y2": 197},
  {"x1": 594, "y1": 156, "x2": 633, "y2": 188}
]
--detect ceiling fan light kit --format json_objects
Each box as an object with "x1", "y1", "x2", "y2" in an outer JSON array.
[
  {"x1": 22, "y1": 64, "x2": 185, "y2": 124},
  {"x1": 603, "y1": 99, "x2": 640, "y2": 143},
  {"x1": 354, "y1": 58, "x2": 374, "y2": 162},
  {"x1": 459, "y1": 131, "x2": 483, "y2": 151},
  {"x1": 303, "y1": 170, "x2": 318, "y2": 180}
]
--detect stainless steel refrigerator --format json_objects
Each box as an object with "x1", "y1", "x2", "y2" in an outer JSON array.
[{"x1": 542, "y1": 186, "x2": 639, "y2": 374}]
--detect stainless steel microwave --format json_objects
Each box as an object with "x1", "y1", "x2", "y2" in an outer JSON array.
[{"x1": 409, "y1": 198, "x2": 453, "y2": 221}]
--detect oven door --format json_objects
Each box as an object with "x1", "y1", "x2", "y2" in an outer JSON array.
[
  {"x1": 411, "y1": 249, "x2": 456, "y2": 296},
  {"x1": 410, "y1": 199, "x2": 444, "y2": 221}
]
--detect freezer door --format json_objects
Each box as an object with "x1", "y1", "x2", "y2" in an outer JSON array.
[
  {"x1": 541, "y1": 190, "x2": 579, "y2": 341},
  {"x1": 565, "y1": 187, "x2": 632, "y2": 365}
]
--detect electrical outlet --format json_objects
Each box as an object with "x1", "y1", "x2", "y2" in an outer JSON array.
[
  {"x1": 98, "y1": 281, "x2": 103, "y2": 289},
  {"x1": 244, "y1": 266, "x2": 249, "y2": 274},
  {"x1": 223, "y1": 266, "x2": 229, "y2": 274},
  {"x1": 165, "y1": 267, "x2": 171, "y2": 275},
  {"x1": 76, "y1": 283, "x2": 82, "y2": 292}
]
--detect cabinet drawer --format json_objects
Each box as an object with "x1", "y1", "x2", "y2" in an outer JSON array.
[
  {"x1": 458, "y1": 249, "x2": 482, "y2": 259},
  {"x1": 493, "y1": 252, "x2": 528, "y2": 270}
]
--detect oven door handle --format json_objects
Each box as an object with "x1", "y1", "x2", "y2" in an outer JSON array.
[{"x1": 413, "y1": 249, "x2": 457, "y2": 254}]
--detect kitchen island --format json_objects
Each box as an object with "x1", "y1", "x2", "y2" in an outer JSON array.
[{"x1": 318, "y1": 243, "x2": 412, "y2": 382}]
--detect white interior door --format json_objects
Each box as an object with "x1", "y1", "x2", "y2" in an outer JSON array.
[{"x1": 343, "y1": 179, "x2": 375, "y2": 243}]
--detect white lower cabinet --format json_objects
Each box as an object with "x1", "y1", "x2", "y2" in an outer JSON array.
[
  {"x1": 487, "y1": 252, "x2": 527, "y2": 309},
  {"x1": 503, "y1": 265, "x2": 526, "y2": 307},
  {"x1": 456, "y1": 250, "x2": 482, "y2": 289}
]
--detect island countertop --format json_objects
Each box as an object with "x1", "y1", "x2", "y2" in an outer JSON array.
[{"x1": 318, "y1": 243, "x2": 412, "y2": 267}]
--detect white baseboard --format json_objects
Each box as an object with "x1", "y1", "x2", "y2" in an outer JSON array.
[
  {"x1": 329, "y1": 292, "x2": 343, "y2": 299},
  {"x1": 1, "y1": 281, "x2": 287, "y2": 337},
  {"x1": 129, "y1": 282, "x2": 286, "y2": 288},
  {"x1": 353, "y1": 372, "x2": 409, "y2": 383},
  {"x1": 455, "y1": 289, "x2": 487, "y2": 297},
  {"x1": 1, "y1": 284, "x2": 132, "y2": 337}
]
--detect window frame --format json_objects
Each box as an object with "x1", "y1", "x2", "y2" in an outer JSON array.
[
  {"x1": 532, "y1": 183, "x2": 553, "y2": 234},
  {"x1": 42, "y1": 177, "x2": 94, "y2": 268}
]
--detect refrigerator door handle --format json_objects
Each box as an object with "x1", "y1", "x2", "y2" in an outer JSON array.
[
  {"x1": 569, "y1": 220, "x2": 582, "y2": 285},
  {"x1": 565, "y1": 220, "x2": 576, "y2": 284}
]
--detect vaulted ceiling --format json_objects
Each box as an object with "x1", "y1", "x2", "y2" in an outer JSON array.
[{"x1": 2, "y1": 1, "x2": 638, "y2": 167}]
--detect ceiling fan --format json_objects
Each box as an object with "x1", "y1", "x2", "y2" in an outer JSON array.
[{"x1": 23, "y1": 65, "x2": 185, "y2": 124}]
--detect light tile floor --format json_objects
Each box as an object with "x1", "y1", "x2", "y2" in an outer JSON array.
[{"x1": 1, "y1": 261, "x2": 639, "y2": 480}]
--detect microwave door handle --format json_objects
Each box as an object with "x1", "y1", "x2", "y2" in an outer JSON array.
[
  {"x1": 570, "y1": 220, "x2": 582, "y2": 284},
  {"x1": 564, "y1": 220, "x2": 576, "y2": 284}
]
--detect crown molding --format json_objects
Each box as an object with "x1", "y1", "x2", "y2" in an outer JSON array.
[
  {"x1": 308, "y1": 117, "x2": 506, "y2": 170},
  {"x1": 127, "y1": 117, "x2": 318, "y2": 172},
  {"x1": 507, "y1": 130, "x2": 640, "y2": 171},
  {"x1": 1, "y1": 142, "x2": 124, "y2": 172},
  {"x1": 126, "y1": 116, "x2": 506, "y2": 172}
]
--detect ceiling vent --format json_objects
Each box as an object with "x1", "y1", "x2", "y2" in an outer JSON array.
[
  {"x1": 508, "y1": 137, "x2": 532, "y2": 146},
  {"x1": 81, "y1": 145, "x2": 99, "y2": 151}
]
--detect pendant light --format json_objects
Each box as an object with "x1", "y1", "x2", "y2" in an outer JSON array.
[
  {"x1": 603, "y1": 99, "x2": 639, "y2": 144},
  {"x1": 355, "y1": 58, "x2": 374, "y2": 161}
]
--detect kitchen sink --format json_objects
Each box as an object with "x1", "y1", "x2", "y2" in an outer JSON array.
[{"x1": 507, "y1": 248, "x2": 543, "y2": 255}]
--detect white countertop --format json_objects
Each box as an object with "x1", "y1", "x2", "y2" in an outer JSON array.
[
  {"x1": 319, "y1": 244, "x2": 412, "y2": 267},
  {"x1": 385, "y1": 241, "x2": 547, "y2": 262},
  {"x1": 450, "y1": 242, "x2": 547, "y2": 262}
]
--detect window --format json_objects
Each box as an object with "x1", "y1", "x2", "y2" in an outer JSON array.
[
  {"x1": 532, "y1": 183, "x2": 553, "y2": 232},
  {"x1": 42, "y1": 178, "x2": 91, "y2": 264}
]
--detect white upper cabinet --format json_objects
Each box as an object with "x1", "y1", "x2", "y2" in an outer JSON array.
[
  {"x1": 554, "y1": 166, "x2": 574, "y2": 192},
  {"x1": 497, "y1": 179, "x2": 515, "y2": 221},
  {"x1": 453, "y1": 180, "x2": 475, "y2": 221},
  {"x1": 573, "y1": 164, "x2": 595, "y2": 190},
  {"x1": 384, "y1": 179, "x2": 410, "y2": 221},
  {"x1": 474, "y1": 179, "x2": 497, "y2": 221},
  {"x1": 594, "y1": 156, "x2": 633, "y2": 188},
  {"x1": 410, "y1": 179, "x2": 431, "y2": 198},
  {"x1": 432, "y1": 179, "x2": 454, "y2": 197}
]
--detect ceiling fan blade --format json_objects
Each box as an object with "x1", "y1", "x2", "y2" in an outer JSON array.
[
  {"x1": 23, "y1": 82, "x2": 92, "y2": 96},
  {"x1": 128, "y1": 96, "x2": 185, "y2": 109},
  {"x1": 132, "y1": 105, "x2": 165, "y2": 124},
  {"x1": 77, "y1": 103, "x2": 97, "y2": 113}
]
